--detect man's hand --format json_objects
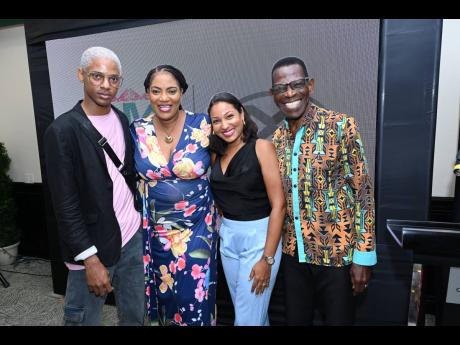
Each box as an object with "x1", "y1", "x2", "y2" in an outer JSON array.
[
  {"x1": 350, "y1": 263, "x2": 371, "y2": 295},
  {"x1": 84, "y1": 255, "x2": 113, "y2": 297}
]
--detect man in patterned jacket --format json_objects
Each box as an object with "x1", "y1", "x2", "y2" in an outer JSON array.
[{"x1": 270, "y1": 56, "x2": 376, "y2": 325}]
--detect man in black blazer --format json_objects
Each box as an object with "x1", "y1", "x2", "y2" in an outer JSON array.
[{"x1": 44, "y1": 47, "x2": 144, "y2": 326}]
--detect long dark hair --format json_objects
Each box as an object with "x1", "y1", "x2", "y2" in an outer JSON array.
[
  {"x1": 207, "y1": 92, "x2": 258, "y2": 156},
  {"x1": 144, "y1": 65, "x2": 188, "y2": 110}
]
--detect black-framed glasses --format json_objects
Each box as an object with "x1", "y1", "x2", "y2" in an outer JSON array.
[
  {"x1": 83, "y1": 71, "x2": 123, "y2": 88},
  {"x1": 271, "y1": 77, "x2": 310, "y2": 95}
]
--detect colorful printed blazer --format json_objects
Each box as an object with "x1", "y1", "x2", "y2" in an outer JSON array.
[{"x1": 272, "y1": 102, "x2": 376, "y2": 267}]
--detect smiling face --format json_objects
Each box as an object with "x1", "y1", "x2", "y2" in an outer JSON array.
[
  {"x1": 77, "y1": 57, "x2": 120, "y2": 115},
  {"x1": 147, "y1": 71, "x2": 183, "y2": 122},
  {"x1": 209, "y1": 101, "x2": 245, "y2": 145},
  {"x1": 271, "y1": 63, "x2": 314, "y2": 121}
]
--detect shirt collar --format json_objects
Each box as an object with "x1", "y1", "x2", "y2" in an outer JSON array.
[{"x1": 283, "y1": 101, "x2": 316, "y2": 135}]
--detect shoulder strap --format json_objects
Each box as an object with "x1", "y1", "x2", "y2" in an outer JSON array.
[{"x1": 80, "y1": 119, "x2": 124, "y2": 170}]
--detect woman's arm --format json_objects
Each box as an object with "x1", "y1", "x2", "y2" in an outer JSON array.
[{"x1": 249, "y1": 139, "x2": 286, "y2": 295}]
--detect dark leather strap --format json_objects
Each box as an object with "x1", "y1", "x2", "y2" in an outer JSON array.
[{"x1": 81, "y1": 120, "x2": 130, "y2": 179}]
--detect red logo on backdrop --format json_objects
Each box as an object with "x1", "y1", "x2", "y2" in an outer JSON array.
[{"x1": 114, "y1": 89, "x2": 148, "y2": 102}]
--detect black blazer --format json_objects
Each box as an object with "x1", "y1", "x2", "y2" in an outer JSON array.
[{"x1": 43, "y1": 101, "x2": 139, "y2": 266}]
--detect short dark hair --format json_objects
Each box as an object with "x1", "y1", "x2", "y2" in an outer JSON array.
[
  {"x1": 143, "y1": 65, "x2": 188, "y2": 111},
  {"x1": 207, "y1": 92, "x2": 258, "y2": 156},
  {"x1": 271, "y1": 56, "x2": 308, "y2": 83}
]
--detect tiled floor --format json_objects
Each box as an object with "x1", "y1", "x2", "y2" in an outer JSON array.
[{"x1": 0, "y1": 256, "x2": 118, "y2": 326}]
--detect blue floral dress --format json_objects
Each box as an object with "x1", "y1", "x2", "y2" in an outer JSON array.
[{"x1": 130, "y1": 112, "x2": 218, "y2": 326}]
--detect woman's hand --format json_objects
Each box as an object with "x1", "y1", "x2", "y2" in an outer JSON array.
[{"x1": 249, "y1": 258, "x2": 271, "y2": 295}]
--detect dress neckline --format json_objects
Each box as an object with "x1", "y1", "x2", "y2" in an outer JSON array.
[
  {"x1": 218, "y1": 139, "x2": 253, "y2": 176},
  {"x1": 151, "y1": 111, "x2": 188, "y2": 165}
]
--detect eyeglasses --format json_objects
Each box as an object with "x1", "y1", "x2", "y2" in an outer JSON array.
[
  {"x1": 271, "y1": 77, "x2": 310, "y2": 95},
  {"x1": 83, "y1": 71, "x2": 123, "y2": 88}
]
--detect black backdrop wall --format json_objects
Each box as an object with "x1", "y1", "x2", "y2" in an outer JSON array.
[
  {"x1": 364, "y1": 19, "x2": 442, "y2": 325},
  {"x1": 24, "y1": 19, "x2": 442, "y2": 325}
]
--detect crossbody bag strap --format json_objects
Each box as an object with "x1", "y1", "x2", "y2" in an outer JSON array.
[{"x1": 81, "y1": 119, "x2": 124, "y2": 172}]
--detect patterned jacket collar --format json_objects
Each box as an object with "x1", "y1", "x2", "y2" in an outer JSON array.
[{"x1": 283, "y1": 101, "x2": 318, "y2": 136}]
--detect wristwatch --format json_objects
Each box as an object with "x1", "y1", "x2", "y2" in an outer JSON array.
[{"x1": 264, "y1": 255, "x2": 275, "y2": 265}]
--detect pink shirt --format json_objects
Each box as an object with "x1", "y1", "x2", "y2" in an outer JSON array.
[{"x1": 66, "y1": 109, "x2": 140, "y2": 270}]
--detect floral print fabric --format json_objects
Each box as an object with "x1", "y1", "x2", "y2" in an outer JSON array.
[{"x1": 130, "y1": 111, "x2": 218, "y2": 326}]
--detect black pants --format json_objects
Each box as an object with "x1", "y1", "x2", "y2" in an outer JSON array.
[{"x1": 282, "y1": 253, "x2": 354, "y2": 326}]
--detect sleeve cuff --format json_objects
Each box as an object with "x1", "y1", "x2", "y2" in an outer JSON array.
[
  {"x1": 74, "y1": 246, "x2": 98, "y2": 262},
  {"x1": 352, "y1": 249, "x2": 377, "y2": 266}
]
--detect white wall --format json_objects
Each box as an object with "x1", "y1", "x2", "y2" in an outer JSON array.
[
  {"x1": 432, "y1": 19, "x2": 460, "y2": 197},
  {"x1": 0, "y1": 24, "x2": 41, "y2": 183}
]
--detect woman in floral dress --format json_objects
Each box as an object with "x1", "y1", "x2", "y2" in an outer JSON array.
[{"x1": 130, "y1": 65, "x2": 217, "y2": 326}]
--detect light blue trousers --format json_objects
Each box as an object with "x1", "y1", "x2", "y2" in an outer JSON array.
[{"x1": 219, "y1": 216, "x2": 282, "y2": 326}]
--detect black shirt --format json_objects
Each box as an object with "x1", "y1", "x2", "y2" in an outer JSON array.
[{"x1": 210, "y1": 138, "x2": 271, "y2": 221}]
